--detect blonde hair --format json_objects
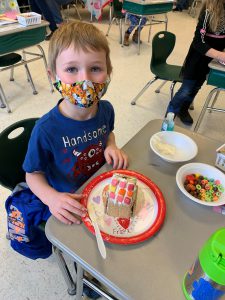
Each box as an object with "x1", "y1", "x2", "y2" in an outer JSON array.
[
  {"x1": 199, "y1": 0, "x2": 225, "y2": 32},
  {"x1": 48, "y1": 21, "x2": 113, "y2": 77}
]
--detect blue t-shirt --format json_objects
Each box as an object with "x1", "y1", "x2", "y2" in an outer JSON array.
[{"x1": 23, "y1": 100, "x2": 114, "y2": 193}]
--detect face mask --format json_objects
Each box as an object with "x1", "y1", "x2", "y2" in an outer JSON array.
[{"x1": 53, "y1": 76, "x2": 110, "y2": 108}]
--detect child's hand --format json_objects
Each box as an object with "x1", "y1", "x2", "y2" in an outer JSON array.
[
  {"x1": 104, "y1": 145, "x2": 128, "y2": 169},
  {"x1": 48, "y1": 192, "x2": 87, "y2": 225}
]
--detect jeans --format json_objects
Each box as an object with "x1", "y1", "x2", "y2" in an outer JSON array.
[
  {"x1": 46, "y1": 0, "x2": 72, "y2": 24},
  {"x1": 166, "y1": 78, "x2": 205, "y2": 114},
  {"x1": 176, "y1": 0, "x2": 190, "y2": 10},
  {"x1": 30, "y1": 0, "x2": 58, "y2": 32},
  {"x1": 126, "y1": 14, "x2": 147, "y2": 34}
]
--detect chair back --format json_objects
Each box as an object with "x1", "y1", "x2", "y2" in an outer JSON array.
[
  {"x1": 150, "y1": 31, "x2": 176, "y2": 74},
  {"x1": 113, "y1": 0, "x2": 123, "y2": 15},
  {"x1": 0, "y1": 118, "x2": 38, "y2": 190}
]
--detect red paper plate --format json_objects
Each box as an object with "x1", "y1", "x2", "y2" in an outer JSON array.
[{"x1": 81, "y1": 170, "x2": 166, "y2": 245}]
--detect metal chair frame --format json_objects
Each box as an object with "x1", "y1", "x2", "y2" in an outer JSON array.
[
  {"x1": 62, "y1": 0, "x2": 82, "y2": 21},
  {"x1": 106, "y1": 16, "x2": 124, "y2": 43},
  {"x1": 188, "y1": 0, "x2": 201, "y2": 18},
  {"x1": 0, "y1": 45, "x2": 54, "y2": 113},
  {"x1": 194, "y1": 88, "x2": 225, "y2": 132}
]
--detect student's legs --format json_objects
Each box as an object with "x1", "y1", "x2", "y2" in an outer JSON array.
[
  {"x1": 124, "y1": 14, "x2": 147, "y2": 45},
  {"x1": 132, "y1": 16, "x2": 147, "y2": 43},
  {"x1": 46, "y1": 0, "x2": 71, "y2": 25},
  {"x1": 166, "y1": 78, "x2": 205, "y2": 124},
  {"x1": 30, "y1": 0, "x2": 58, "y2": 32},
  {"x1": 174, "y1": 0, "x2": 189, "y2": 10},
  {"x1": 136, "y1": 17, "x2": 147, "y2": 32},
  {"x1": 126, "y1": 14, "x2": 139, "y2": 34},
  {"x1": 123, "y1": 13, "x2": 136, "y2": 46}
]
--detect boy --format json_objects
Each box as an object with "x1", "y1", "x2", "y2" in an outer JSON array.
[{"x1": 23, "y1": 21, "x2": 128, "y2": 225}]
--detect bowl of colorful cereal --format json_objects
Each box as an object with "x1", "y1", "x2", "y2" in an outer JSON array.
[{"x1": 176, "y1": 163, "x2": 225, "y2": 206}]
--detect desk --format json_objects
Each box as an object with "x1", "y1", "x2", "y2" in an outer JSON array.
[
  {"x1": 46, "y1": 119, "x2": 225, "y2": 300},
  {"x1": 122, "y1": 0, "x2": 173, "y2": 54},
  {"x1": 194, "y1": 60, "x2": 225, "y2": 132},
  {"x1": 0, "y1": 21, "x2": 53, "y2": 112}
]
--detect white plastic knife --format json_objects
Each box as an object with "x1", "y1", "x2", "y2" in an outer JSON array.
[{"x1": 88, "y1": 204, "x2": 106, "y2": 259}]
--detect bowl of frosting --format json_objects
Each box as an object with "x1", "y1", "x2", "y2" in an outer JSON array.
[{"x1": 150, "y1": 131, "x2": 198, "y2": 163}]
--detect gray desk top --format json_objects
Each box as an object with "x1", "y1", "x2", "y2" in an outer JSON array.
[
  {"x1": 0, "y1": 20, "x2": 49, "y2": 37},
  {"x1": 46, "y1": 119, "x2": 225, "y2": 300}
]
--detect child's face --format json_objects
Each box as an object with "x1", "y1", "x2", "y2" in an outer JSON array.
[{"x1": 55, "y1": 46, "x2": 108, "y2": 84}]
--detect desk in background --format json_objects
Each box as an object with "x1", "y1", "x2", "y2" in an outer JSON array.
[
  {"x1": 122, "y1": 0, "x2": 173, "y2": 54},
  {"x1": 46, "y1": 119, "x2": 224, "y2": 300},
  {"x1": 0, "y1": 21, "x2": 53, "y2": 111},
  {"x1": 194, "y1": 60, "x2": 225, "y2": 132}
]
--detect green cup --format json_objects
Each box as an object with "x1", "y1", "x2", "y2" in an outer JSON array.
[{"x1": 183, "y1": 228, "x2": 225, "y2": 300}]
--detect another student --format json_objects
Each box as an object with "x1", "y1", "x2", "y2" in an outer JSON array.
[
  {"x1": 173, "y1": 0, "x2": 190, "y2": 12},
  {"x1": 123, "y1": 14, "x2": 147, "y2": 46},
  {"x1": 165, "y1": 0, "x2": 225, "y2": 125},
  {"x1": 45, "y1": 0, "x2": 71, "y2": 26},
  {"x1": 29, "y1": 0, "x2": 58, "y2": 40}
]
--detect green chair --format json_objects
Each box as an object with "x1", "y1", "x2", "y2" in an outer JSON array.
[
  {"x1": 0, "y1": 53, "x2": 38, "y2": 113},
  {"x1": 0, "y1": 118, "x2": 48, "y2": 236},
  {"x1": 0, "y1": 118, "x2": 38, "y2": 191},
  {"x1": 131, "y1": 31, "x2": 182, "y2": 105},
  {"x1": 0, "y1": 53, "x2": 22, "y2": 112},
  {"x1": 106, "y1": 0, "x2": 125, "y2": 44}
]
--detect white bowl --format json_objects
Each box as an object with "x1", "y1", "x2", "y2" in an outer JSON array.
[
  {"x1": 150, "y1": 131, "x2": 198, "y2": 163},
  {"x1": 176, "y1": 163, "x2": 225, "y2": 206}
]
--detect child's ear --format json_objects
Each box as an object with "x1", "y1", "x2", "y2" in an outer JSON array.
[{"x1": 48, "y1": 68, "x2": 55, "y2": 81}]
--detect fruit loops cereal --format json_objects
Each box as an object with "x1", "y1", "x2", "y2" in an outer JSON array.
[{"x1": 184, "y1": 174, "x2": 224, "y2": 202}]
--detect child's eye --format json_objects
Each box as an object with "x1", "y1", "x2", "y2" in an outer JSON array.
[
  {"x1": 66, "y1": 67, "x2": 78, "y2": 73},
  {"x1": 91, "y1": 66, "x2": 101, "y2": 72}
]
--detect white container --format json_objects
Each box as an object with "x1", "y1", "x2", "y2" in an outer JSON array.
[
  {"x1": 17, "y1": 12, "x2": 42, "y2": 27},
  {"x1": 150, "y1": 131, "x2": 198, "y2": 163},
  {"x1": 216, "y1": 143, "x2": 225, "y2": 172}
]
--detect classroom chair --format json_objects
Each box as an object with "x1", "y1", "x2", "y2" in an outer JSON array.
[
  {"x1": 188, "y1": 0, "x2": 202, "y2": 18},
  {"x1": 131, "y1": 31, "x2": 182, "y2": 105},
  {"x1": 106, "y1": 0, "x2": 125, "y2": 44},
  {"x1": 62, "y1": 0, "x2": 82, "y2": 20},
  {"x1": 0, "y1": 53, "x2": 38, "y2": 113},
  {"x1": 0, "y1": 118, "x2": 39, "y2": 191},
  {"x1": 0, "y1": 118, "x2": 47, "y2": 236}
]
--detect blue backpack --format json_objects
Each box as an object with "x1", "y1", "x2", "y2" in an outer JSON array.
[{"x1": 5, "y1": 184, "x2": 52, "y2": 260}]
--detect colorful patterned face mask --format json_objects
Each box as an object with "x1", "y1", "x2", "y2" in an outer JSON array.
[{"x1": 53, "y1": 76, "x2": 110, "y2": 108}]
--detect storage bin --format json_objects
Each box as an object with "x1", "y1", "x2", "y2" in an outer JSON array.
[
  {"x1": 17, "y1": 12, "x2": 41, "y2": 26},
  {"x1": 215, "y1": 143, "x2": 225, "y2": 172}
]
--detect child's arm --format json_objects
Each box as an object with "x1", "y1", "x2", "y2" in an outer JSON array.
[
  {"x1": 205, "y1": 48, "x2": 225, "y2": 62},
  {"x1": 104, "y1": 132, "x2": 128, "y2": 169},
  {"x1": 26, "y1": 172, "x2": 87, "y2": 225}
]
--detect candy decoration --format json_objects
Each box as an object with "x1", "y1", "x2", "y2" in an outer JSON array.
[{"x1": 184, "y1": 174, "x2": 224, "y2": 202}]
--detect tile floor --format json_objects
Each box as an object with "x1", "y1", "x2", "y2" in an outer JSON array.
[{"x1": 0, "y1": 6, "x2": 224, "y2": 300}]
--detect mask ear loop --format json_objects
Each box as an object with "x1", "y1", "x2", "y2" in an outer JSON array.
[{"x1": 200, "y1": 9, "x2": 209, "y2": 44}]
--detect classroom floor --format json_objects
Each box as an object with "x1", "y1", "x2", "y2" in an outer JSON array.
[{"x1": 0, "y1": 6, "x2": 224, "y2": 300}]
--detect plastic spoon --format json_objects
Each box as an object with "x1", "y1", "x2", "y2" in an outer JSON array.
[{"x1": 88, "y1": 204, "x2": 106, "y2": 259}]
